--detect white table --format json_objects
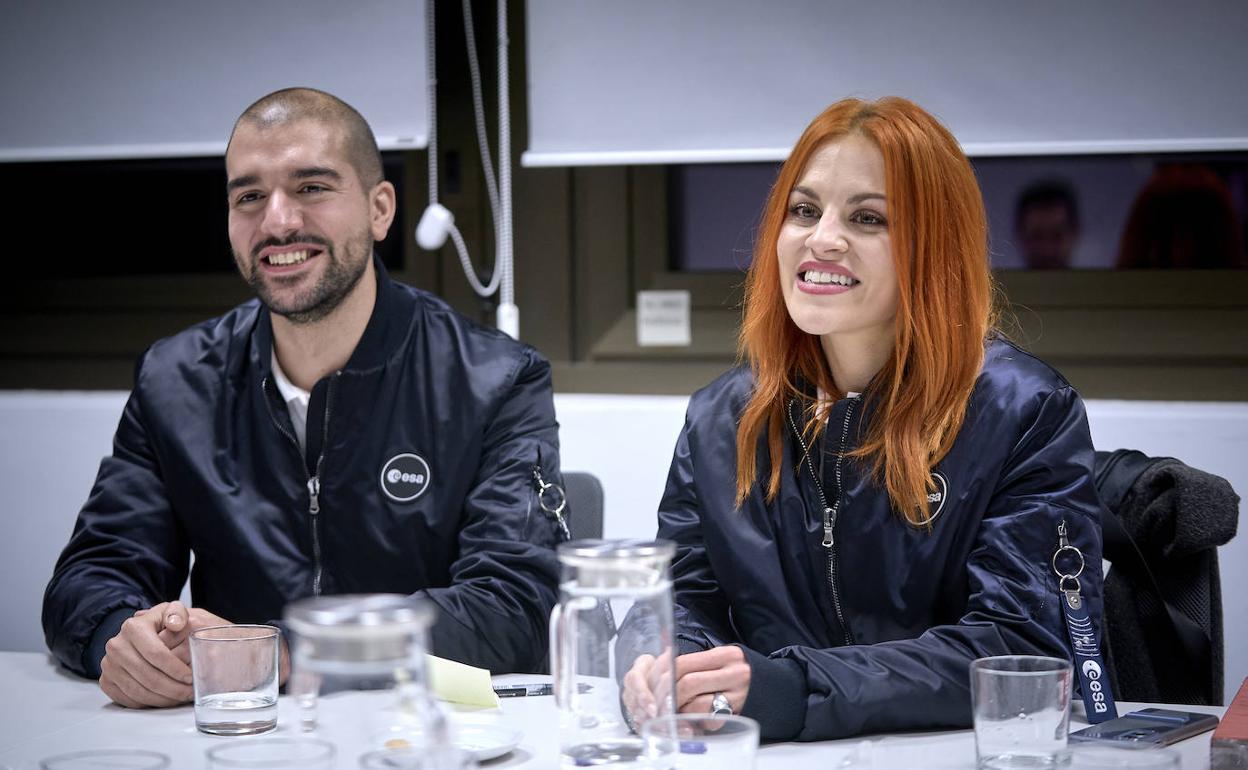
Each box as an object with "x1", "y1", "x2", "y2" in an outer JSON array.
[{"x1": 0, "y1": 652, "x2": 1226, "y2": 769}]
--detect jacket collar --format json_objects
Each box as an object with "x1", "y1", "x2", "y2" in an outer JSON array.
[
  {"x1": 251, "y1": 255, "x2": 415, "y2": 382},
  {"x1": 341, "y1": 256, "x2": 415, "y2": 374}
]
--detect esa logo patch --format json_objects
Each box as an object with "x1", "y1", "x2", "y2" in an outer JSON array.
[
  {"x1": 925, "y1": 471, "x2": 949, "y2": 523},
  {"x1": 380, "y1": 453, "x2": 431, "y2": 502}
]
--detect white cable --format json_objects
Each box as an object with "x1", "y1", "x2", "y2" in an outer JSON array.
[
  {"x1": 496, "y1": 0, "x2": 517, "y2": 338},
  {"x1": 425, "y1": 0, "x2": 438, "y2": 206},
  {"x1": 448, "y1": 222, "x2": 502, "y2": 296},
  {"x1": 462, "y1": 0, "x2": 500, "y2": 220},
  {"x1": 421, "y1": 0, "x2": 496, "y2": 294},
  {"x1": 418, "y1": 0, "x2": 517, "y2": 337}
]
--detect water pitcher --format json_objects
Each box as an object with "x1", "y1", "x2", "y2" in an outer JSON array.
[
  {"x1": 550, "y1": 539, "x2": 677, "y2": 767},
  {"x1": 285, "y1": 594, "x2": 450, "y2": 756}
]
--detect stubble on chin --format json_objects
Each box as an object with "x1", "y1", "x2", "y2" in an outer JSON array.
[{"x1": 235, "y1": 231, "x2": 373, "y2": 325}]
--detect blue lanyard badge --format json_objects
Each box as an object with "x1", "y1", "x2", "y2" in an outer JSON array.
[{"x1": 1053, "y1": 520, "x2": 1118, "y2": 724}]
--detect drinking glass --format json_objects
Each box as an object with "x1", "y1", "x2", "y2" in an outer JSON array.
[
  {"x1": 190, "y1": 624, "x2": 280, "y2": 736},
  {"x1": 40, "y1": 751, "x2": 170, "y2": 769},
  {"x1": 641, "y1": 714, "x2": 759, "y2": 769},
  {"x1": 205, "y1": 738, "x2": 335, "y2": 769},
  {"x1": 971, "y1": 655, "x2": 1073, "y2": 769},
  {"x1": 1065, "y1": 742, "x2": 1180, "y2": 769}
]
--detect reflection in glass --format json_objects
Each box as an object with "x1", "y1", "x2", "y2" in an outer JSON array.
[{"x1": 668, "y1": 153, "x2": 1248, "y2": 272}]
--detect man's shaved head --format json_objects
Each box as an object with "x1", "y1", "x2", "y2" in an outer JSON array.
[{"x1": 229, "y1": 87, "x2": 384, "y2": 187}]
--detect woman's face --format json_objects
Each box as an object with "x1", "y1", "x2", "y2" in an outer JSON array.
[{"x1": 776, "y1": 134, "x2": 898, "y2": 347}]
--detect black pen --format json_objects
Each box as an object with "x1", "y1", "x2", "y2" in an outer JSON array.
[{"x1": 492, "y1": 683, "x2": 591, "y2": 698}]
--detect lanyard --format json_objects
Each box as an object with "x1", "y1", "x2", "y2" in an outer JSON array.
[{"x1": 1053, "y1": 520, "x2": 1118, "y2": 723}]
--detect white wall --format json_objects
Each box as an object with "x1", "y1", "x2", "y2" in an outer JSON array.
[{"x1": 2, "y1": 392, "x2": 1243, "y2": 701}]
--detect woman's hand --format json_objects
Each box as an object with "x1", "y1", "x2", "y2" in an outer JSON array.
[
  {"x1": 621, "y1": 652, "x2": 672, "y2": 729},
  {"x1": 674, "y1": 645, "x2": 750, "y2": 717}
]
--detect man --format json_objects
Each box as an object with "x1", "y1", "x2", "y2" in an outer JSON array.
[
  {"x1": 1014, "y1": 179, "x2": 1080, "y2": 270},
  {"x1": 42, "y1": 88, "x2": 566, "y2": 708}
]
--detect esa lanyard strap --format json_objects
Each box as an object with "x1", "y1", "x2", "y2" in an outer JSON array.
[{"x1": 1053, "y1": 519, "x2": 1118, "y2": 723}]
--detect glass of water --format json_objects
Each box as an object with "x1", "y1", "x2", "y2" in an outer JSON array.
[
  {"x1": 641, "y1": 714, "x2": 760, "y2": 769},
  {"x1": 190, "y1": 624, "x2": 280, "y2": 736},
  {"x1": 971, "y1": 656, "x2": 1073, "y2": 769}
]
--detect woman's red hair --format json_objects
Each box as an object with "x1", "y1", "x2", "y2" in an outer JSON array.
[{"x1": 735, "y1": 97, "x2": 995, "y2": 525}]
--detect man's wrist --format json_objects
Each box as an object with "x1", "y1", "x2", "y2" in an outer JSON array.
[{"x1": 84, "y1": 607, "x2": 135, "y2": 679}]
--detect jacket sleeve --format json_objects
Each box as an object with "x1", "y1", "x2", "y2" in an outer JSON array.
[
  {"x1": 657, "y1": 414, "x2": 740, "y2": 656},
  {"x1": 41, "y1": 375, "x2": 191, "y2": 678},
  {"x1": 418, "y1": 348, "x2": 565, "y2": 674},
  {"x1": 746, "y1": 385, "x2": 1106, "y2": 741}
]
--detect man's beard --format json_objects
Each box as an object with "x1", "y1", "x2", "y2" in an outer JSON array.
[{"x1": 238, "y1": 231, "x2": 373, "y2": 325}]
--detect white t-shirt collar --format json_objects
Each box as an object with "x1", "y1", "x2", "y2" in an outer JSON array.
[{"x1": 270, "y1": 349, "x2": 311, "y2": 452}]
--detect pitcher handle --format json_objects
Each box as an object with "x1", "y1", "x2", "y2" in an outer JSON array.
[{"x1": 549, "y1": 602, "x2": 571, "y2": 709}]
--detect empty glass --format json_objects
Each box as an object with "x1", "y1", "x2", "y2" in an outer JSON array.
[
  {"x1": 40, "y1": 751, "x2": 170, "y2": 769},
  {"x1": 550, "y1": 539, "x2": 677, "y2": 767},
  {"x1": 641, "y1": 714, "x2": 760, "y2": 769},
  {"x1": 190, "y1": 624, "x2": 280, "y2": 736},
  {"x1": 971, "y1": 655, "x2": 1073, "y2": 769},
  {"x1": 205, "y1": 738, "x2": 335, "y2": 769}
]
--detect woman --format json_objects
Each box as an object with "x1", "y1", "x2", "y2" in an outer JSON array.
[{"x1": 627, "y1": 97, "x2": 1106, "y2": 741}]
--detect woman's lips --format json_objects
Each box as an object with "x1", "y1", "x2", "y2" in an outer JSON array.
[{"x1": 796, "y1": 263, "x2": 858, "y2": 295}]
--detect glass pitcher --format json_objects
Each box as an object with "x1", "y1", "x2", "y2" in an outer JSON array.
[
  {"x1": 550, "y1": 539, "x2": 677, "y2": 767},
  {"x1": 285, "y1": 594, "x2": 450, "y2": 756}
]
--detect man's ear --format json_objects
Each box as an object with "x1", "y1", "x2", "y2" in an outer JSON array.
[{"x1": 370, "y1": 181, "x2": 397, "y2": 242}]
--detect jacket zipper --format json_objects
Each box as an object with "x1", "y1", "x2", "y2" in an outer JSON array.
[
  {"x1": 262, "y1": 374, "x2": 337, "y2": 597},
  {"x1": 788, "y1": 396, "x2": 858, "y2": 645},
  {"x1": 309, "y1": 377, "x2": 335, "y2": 596}
]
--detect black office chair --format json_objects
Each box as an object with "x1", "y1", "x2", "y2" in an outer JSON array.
[
  {"x1": 1094, "y1": 449, "x2": 1239, "y2": 705},
  {"x1": 562, "y1": 471, "x2": 605, "y2": 540}
]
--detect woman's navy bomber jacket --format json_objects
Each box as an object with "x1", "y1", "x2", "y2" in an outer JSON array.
[
  {"x1": 43, "y1": 260, "x2": 566, "y2": 678},
  {"x1": 657, "y1": 339, "x2": 1106, "y2": 741}
]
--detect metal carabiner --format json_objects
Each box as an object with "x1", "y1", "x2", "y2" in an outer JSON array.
[
  {"x1": 533, "y1": 465, "x2": 570, "y2": 539},
  {"x1": 1051, "y1": 520, "x2": 1086, "y2": 581}
]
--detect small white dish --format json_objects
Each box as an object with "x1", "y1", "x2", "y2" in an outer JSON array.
[{"x1": 454, "y1": 723, "x2": 523, "y2": 762}]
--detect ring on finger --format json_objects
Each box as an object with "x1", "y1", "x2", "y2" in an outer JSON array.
[{"x1": 711, "y1": 691, "x2": 733, "y2": 716}]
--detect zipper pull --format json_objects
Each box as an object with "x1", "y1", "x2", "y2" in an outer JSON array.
[
  {"x1": 822, "y1": 507, "x2": 834, "y2": 548},
  {"x1": 307, "y1": 476, "x2": 320, "y2": 515}
]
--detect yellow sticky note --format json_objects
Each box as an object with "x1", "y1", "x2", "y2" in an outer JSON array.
[{"x1": 426, "y1": 654, "x2": 500, "y2": 708}]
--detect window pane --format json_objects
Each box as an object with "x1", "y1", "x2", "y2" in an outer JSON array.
[
  {"x1": 670, "y1": 154, "x2": 1248, "y2": 272},
  {"x1": 5, "y1": 153, "x2": 407, "y2": 279}
]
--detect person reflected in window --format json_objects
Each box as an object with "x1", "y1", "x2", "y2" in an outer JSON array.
[
  {"x1": 1014, "y1": 179, "x2": 1080, "y2": 270},
  {"x1": 622, "y1": 97, "x2": 1107, "y2": 740},
  {"x1": 1116, "y1": 165, "x2": 1246, "y2": 269}
]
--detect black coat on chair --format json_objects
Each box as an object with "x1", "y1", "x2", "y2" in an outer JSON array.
[{"x1": 1094, "y1": 449, "x2": 1239, "y2": 705}]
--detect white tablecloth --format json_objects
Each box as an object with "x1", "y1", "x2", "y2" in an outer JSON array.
[{"x1": 0, "y1": 652, "x2": 1225, "y2": 769}]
